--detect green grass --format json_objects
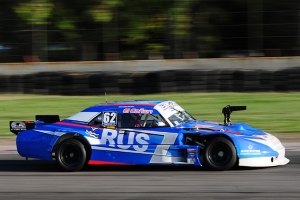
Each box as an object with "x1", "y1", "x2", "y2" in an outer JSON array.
[{"x1": 1, "y1": 93, "x2": 300, "y2": 136}]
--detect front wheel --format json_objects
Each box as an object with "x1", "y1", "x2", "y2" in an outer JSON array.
[
  {"x1": 203, "y1": 137, "x2": 237, "y2": 171},
  {"x1": 55, "y1": 139, "x2": 86, "y2": 171}
]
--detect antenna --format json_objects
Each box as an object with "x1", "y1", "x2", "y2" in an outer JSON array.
[{"x1": 105, "y1": 92, "x2": 108, "y2": 104}]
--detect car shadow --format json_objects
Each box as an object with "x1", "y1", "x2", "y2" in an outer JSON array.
[
  {"x1": 0, "y1": 159, "x2": 267, "y2": 172},
  {"x1": 0, "y1": 159, "x2": 60, "y2": 172}
]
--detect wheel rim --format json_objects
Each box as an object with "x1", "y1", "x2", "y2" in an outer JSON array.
[
  {"x1": 60, "y1": 144, "x2": 82, "y2": 167},
  {"x1": 208, "y1": 142, "x2": 232, "y2": 166}
]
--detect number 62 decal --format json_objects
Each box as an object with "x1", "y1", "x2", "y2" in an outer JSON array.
[{"x1": 102, "y1": 111, "x2": 117, "y2": 126}]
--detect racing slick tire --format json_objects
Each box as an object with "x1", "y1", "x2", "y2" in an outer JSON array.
[
  {"x1": 203, "y1": 137, "x2": 237, "y2": 171},
  {"x1": 55, "y1": 139, "x2": 87, "y2": 171}
]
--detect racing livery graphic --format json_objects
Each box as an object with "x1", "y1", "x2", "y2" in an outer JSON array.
[{"x1": 10, "y1": 100, "x2": 289, "y2": 171}]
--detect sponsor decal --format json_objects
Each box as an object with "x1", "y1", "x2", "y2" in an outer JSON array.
[
  {"x1": 123, "y1": 108, "x2": 153, "y2": 114},
  {"x1": 187, "y1": 149, "x2": 196, "y2": 157},
  {"x1": 91, "y1": 127, "x2": 98, "y2": 131},
  {"x1": 241, "y1": 145, "x2": 261, "y2": 155},
  {"x1": 99, "y1": 129, "x2": 150, "y2": 152},
  {"x1": 187, "y1": 149, "x2": 196, "y2": 164},
  {"x1": 241, "y1": 150, "x2": 260, "y2": 153},
  {"x1": 102, "y1": 112, "x2": 117, "y2": 126},
  {"x1": 187, "y1": 158, "x2": 196, "y2": 164},
  {"x1": 254, "y1": 134, "x2": 278, "y2": 143},
  {"x1": 10, "y1": 121, "x2": 26, "y2": 130},
  {"x1": 85, "y1": 129, "x2": 99, "y2": 138},
  {"x1": 248, "y1": 134, "x2": 283, "y2": 151}
]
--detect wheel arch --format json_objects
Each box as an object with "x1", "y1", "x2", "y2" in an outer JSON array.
[
  {"x1": 205, "y1": 134, "x2": 236, "y2": 146},
  {"x1": 185, "y1": 132, "x2": 237, "y2": 149},
  {"x1": 201, "y1": 134, "x2": 238, "y2": 170},
  {"x1": 52, "y1": 132, "x2": 92, "y2": 163},
  {"x1": 184, "y1": 132, "x2": 239, "y2": 168},
  {"x1": 203, "y1": 133, "x2": 239, "y2": 157}
]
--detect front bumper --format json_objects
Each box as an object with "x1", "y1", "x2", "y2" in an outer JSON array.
[{"x1": 238, "y1": 147, "x2": 289, "y2": 167}]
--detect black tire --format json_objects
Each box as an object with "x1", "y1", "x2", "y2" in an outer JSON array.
[
  {"x1": 203, "y1": 137, "x2": 237, "y2": 171},
  {"x1": 55, "y1": 139, "x2": 86, "y2": 172}
]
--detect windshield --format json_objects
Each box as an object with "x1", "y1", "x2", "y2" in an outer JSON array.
[{"x1": 168, "y1": 110, "x2": 195, "y2": 126}]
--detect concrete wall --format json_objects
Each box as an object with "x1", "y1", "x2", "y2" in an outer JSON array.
[{"x1": 1, "y1": 56, "x2": 300, "y2": 75}]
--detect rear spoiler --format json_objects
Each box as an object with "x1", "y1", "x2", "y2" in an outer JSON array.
[
  {"x1": 10, "y1": 121, "x2": 34, "y2": 135},
  {"x1": 35, "y1": 115, "x2": 60, "y2": 123},
  {"x1": 10, "y1": 115, "x2": 60, "y2": 135}
]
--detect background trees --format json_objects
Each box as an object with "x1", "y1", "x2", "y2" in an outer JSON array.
[{"x1": 0, "y1": 0, "x2": 299, "y2": 62}]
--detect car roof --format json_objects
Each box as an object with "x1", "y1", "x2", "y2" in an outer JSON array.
[
  {"x1": 64, "y1": 100, "x2": 183, "y2": 123},
  {"x1": 81, "y1": 100, "x2": 166, "y2": 112}
]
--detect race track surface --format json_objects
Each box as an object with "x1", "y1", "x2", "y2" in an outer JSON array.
[{"x1": 0, "y1": 147, "x2": 299, "y2": 200}]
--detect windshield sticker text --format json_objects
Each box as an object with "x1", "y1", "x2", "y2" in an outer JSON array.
[
  {"x1": 157, "y1": 101, "x2": 179, "y2": 111},
  {"x1": 123, "y1": 108, "x2": 153, "y2": 114}
]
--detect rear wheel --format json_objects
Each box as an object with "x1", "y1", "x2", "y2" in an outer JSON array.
[
  {"x1": 203, "y1": 137, "x2": 237, "y2": 171},
  {"x1": 55, "y1": 139, "x2": 86, "y2": 171}
]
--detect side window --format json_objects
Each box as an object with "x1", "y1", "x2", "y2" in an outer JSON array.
[
  {"x1": 117, "y1": 113, "x2": 170, "y2": 128},
  {"x1": 89, "y1": 112, "x2": 103, "y2": 127},
  {"x1": 141, "y1": 114, "x2": 169, "y2": 128},
  {"x1": 118, "y1": 113, "x2": 142, "y2": 128}
]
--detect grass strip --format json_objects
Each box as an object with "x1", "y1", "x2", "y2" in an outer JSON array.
[{"x1": 1, "y1": 93, "x2": 300, "y2": 136}]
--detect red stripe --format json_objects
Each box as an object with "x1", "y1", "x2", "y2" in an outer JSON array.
[
  {"x1": 55, "y1": 121, "x2": 90, "y2": 128},
  {"x1": 88, "y1": 160, "x2": 133, "y2": 166}
]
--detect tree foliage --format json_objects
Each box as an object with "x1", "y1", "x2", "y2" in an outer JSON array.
[
  {"x1": 0, "y1": 0, "x2": 298, "y2": 62},
  {"x1": 14, "y1": 0, "x2": 54, "y2": 25}
]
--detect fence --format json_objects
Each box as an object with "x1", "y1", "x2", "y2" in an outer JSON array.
[{"x1": 1, "y1": 67, "x2": 300, "y2": 95}]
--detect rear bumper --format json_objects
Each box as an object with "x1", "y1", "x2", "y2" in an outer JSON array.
[{"x1": 16, "y1": 130, "x2": 55, "y2": 160}]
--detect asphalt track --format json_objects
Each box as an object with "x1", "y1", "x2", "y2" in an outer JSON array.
[{"x1": 0, "y1": 146, "x2": 299, "y2": 200}]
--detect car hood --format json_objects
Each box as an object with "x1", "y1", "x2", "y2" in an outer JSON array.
[
  {"x1": 177, "y1": 120, "x2": 286, "y2": 151},
  {"x1": 177, "y1": 120, "x2": 266, "y2": 137}
]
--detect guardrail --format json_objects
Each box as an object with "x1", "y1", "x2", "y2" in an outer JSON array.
[{"x1": 1, "y1": 67, "x2": 300, "y2": 95}]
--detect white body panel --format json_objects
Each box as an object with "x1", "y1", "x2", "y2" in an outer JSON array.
[{"x1": 239, "y1": 148, "x2": 289, "y2": 167}]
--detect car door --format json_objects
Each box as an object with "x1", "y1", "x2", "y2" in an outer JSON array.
[{"x1": 88, "y1": 110, "x2": 177, "y2": 165}]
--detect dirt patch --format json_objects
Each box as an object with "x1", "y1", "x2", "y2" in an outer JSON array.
[{"x1": 0, "y1": 136, "x2": 16, "y2": 146}]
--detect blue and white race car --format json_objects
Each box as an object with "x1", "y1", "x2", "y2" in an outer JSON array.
[{"x1": 10, "y1": 100, "x2": 289, "y2": 171}]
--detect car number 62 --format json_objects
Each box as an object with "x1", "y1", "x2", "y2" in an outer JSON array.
[{"x1": 102, "y1": 112, "x2": 117, "y2": 126}]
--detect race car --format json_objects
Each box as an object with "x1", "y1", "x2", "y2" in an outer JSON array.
[{"x1": 10, "y1": 100, "x2": 289, "y2": 171}]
